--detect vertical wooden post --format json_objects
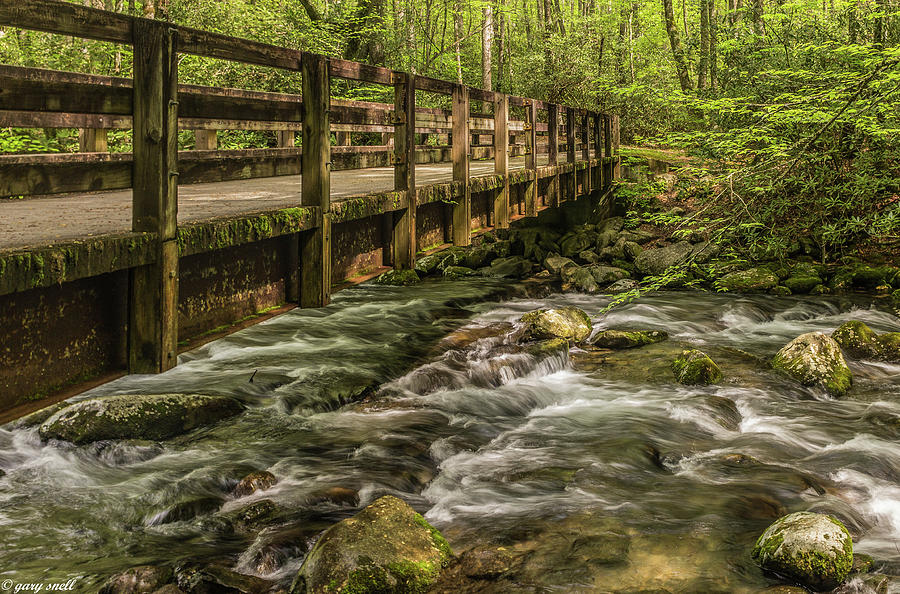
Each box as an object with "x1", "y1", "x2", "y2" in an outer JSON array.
[
  {"x1": 524, "y1": 99, "x2": 537, "y2": 217},
  {"x1": 194, "y1": 129, "x2": 217, "y2": 150},
  {"x1": 611, "y1": 113, "x2": 621, "y2": 179},
  {"x1": 451, "y1": 84, "x2": 470, "y2": 246},
  {"x1": 129, "y1": 19, "x2": 178, "y2": 374},
  {"x1": 603, "y1": 114, "x2": 613, "y2": 158},
  {"x1": 547, "y1": 103, "x2": 559, "y2": 208},
  {"x1": 79, "y1": 128, "x2": 108, "y2": 152},
  {"x1": 581, "y1": 110, "x2": 590, "y2": 197},
  {"x1": 335, "y1": 130, "x2": 351, "y2": 146},
  {"x1": 493, "y1": 93, "x2": 509, "y2": 229},
  {"x1": 277, "y1": 130, "x2": 295, "y2": 147},
  {"x1": 299, "y1": 53, "x2": 331, "y2": 307},
  {"x1": 593, "y1": 113, "x2": 603, "y2": 190},
  {"x1": 392, "y1": 71, "x2": 416, "y2": 269},
  {"x1": 566, "y1": 107, "x2": 576, "y2": 200}
]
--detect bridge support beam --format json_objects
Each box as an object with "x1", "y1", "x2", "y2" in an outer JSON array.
[
  {"x1": 547, "y1": 103, "x2": 559, "y2": 208},
  {"x1": 392, "y1": 72, "x2": 416, "y2": 269},
  {"x1": 493, "y1": 93, "x2": 509, "y2": 229},
  {"x1": 129, "y1": 19, "x2": 179, "y2": 374},
  {"x1": 524, "y1": 100, "x2": 537, "y2": 217},
  {"x1": 566, "y1": 107, "x2": 576, "y2": 201},
  {"x1": 300, "y1": 53, "x2": 331, "y2": 308},
  {"x1": 451, "y1": 84, "x2": 470, "y2": 246},
  {"x1": 593, "y1": 113, "x2": 602, "y2": 191}
]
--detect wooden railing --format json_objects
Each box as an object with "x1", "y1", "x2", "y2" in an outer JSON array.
[{"x1": 0, "y1": 0, "x2": 620, "y2": 375}]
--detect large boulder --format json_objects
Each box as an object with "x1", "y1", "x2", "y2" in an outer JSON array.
[
  {"x1": 375, "y1": 269, "x2": 420, "y2": 286},
  {"x1": 783, "y1": 262, "x2": 823, "y2": 294},
  {"x1": 520, "y1": 307, "x2": 593, "y2": 343},
  {"x1": 479, "y1": 256, "x2": 532, "y2": 279},
  {"x1": 832, "y1": 320, "x2": 900, "y2": 363},
  {"x1": 561, "y1": 266, "x2": 599, "y2": 293},
  {"x1": 634, "y1": 242, "x2": 694, "y2": 276},
  {"x1": 442, "y1": 266, "x2": 477, "y2": 280},
  {"x1": 589, "y1": 265, "x2": 630, "y2": 286},
  {"x1": 39, "y1": 394, "x2": 244, "y2": 445},
  {"x1": 751, "y1": 512, "x2": 853, "y2": 591},
  {"x1": 291, "y1": 495, "x2": 452, "y2": 594},
  {"x1": 414, "y1": 253, "x2": 448, "y2": 276},
  {"x1": 672, "y1": 350, "x2": 723, "y2": 385},
  {"x1": 716, "y1": 267, "x2": 779, "y2": 292},
  {"x1": 772, "y1": 332, "x2": 852, "y2": 397},
  {"x1": 543, "y1": 255, "x2": 577, "y2": 275},
  {"x1": 592, "y1": 329, "x2": 668, "y2": 349}
]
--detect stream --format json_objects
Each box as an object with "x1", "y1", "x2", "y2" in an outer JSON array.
[{"x1": 1, "y1": 279, "x2": 899, "y2": 592}]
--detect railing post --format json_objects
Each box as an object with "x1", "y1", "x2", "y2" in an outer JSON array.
[
  {"x1": 392, "y1": 71, "x2": 416, "y2": 269},
  {"x1": 581, "y1": 110, "x2": 590, "y2": 197},
  {"x1": 299, "y1": 53, "x2": 331, "y2": 307},
  {"x1": 79, "y1": 128, "x2": 108, "y2": 153},
  {"x1": 566, "y1": 107, "x2": 576, "y2": 201},
  {"x1": 524, "y1": 99, "x2": 537, "y2": 217},
  {"x1": 277, "y1": 130, "x2": 295, "y2": 147},
  {"x1": 593, "y1": 113, "x2": 602, "y2": 190},
  {"x1": 451, "y1": 84, "x2": 470, "y2": 246},
  {"x1": 611, "y1": 113, "x2": 621, "y2": 179},
  {"x1": 493, "y1": 93, "x2": 509, "y2": 229},
  {"x1": 547, "y1": 103, "x2": 559, "y2": 208},
  {"x1": 194, "y1": 129, "x2": 217, "y2": 150},
  {"x1": 603, "y1": 114, "x2": 613, "y2": 158},
  {"x1": 335, "y1": 130, "x2": 351, "y2": 146},
  {"x1": 129, "y1": 19, "x2": 178, "y2": 374}
]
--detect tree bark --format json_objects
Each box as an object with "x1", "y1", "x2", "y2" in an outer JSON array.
[
  {"x1": 699, "y1": 0, "x2": 710, "y2": 89},
  {"x1": 482, "y1": 3, "x2": 493, "y2": 92},
  {"x1": 709, "y1": 0, "x2": 718, "y2": 89},
  {"x1": 662, "y1": 0, "x2": 694, "y2": 91}
]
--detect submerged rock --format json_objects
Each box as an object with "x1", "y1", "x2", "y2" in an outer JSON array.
[
  {"x1": 100, "y1": 565, "x2": 173, "y2": 594},
  {"x1": 375, "y1": 269, "x2": 420, "y2": 286},
  {"x1": 176, "y1": 563, "x2": 273, "y2": 594},
  {"x1": 672, "y1": 349, "x2": 723, "y2": 385},
  {"x1": 39, "y1": 394, "x2": 244, "y2": 445},
  {"x1": 520, "y1": 307, "x2": 593, "y2": 343},
  {"x1": 751, "y1": 511, "x2": 853, "y2": 591},
  {"x1": 291, "y1": 495, "x2": 452, "y2": 594},
  {"x1": 592, "y1": 329, "x2": 668, "y2": 349},
  {"x1": 233, "y1": 471, "x2": 278, "y2": 498},
  {"x1": 716, "y1": 267, "x2": 779, "y2": 292},
  {"x1": 832, "y1": 320, "x2": 900, "y2": 362},
  {"x1": 772, "y1": 332, "x2": 852, "y2": 397}
]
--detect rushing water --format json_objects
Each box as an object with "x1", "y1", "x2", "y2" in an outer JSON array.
[{"x1": 1, "y1": 279, "x2": 899, "y2": 592}]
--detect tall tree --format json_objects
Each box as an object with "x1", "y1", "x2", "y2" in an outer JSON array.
[
  {"x1": 482, "y1": 2, "x2": 493, "y2": 91},
  {"x1": 662, "y1": 0, "x2": 694, "y2": 91},
  {"x1": 699, "y1": 0, "x2": 710, "y2": 89}
]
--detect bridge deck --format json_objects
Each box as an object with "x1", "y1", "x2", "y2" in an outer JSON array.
[{"x1": 0, "y1": 154, "x2": 572, "y2": 251}]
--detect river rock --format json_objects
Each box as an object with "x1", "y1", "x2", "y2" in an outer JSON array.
[
  {"x1": 227, "y1": 499, "x2": 281, "y2": 534},
  {"x1": 690, "y1": 241, "x2": 720, "y2": 264},
  {"x1": 623, "y1": 241, "x2": 643, "y2": 261},
  {"x1": 443, "y1": 265, "x2": 476, "y2": 279},
  {"x1": 233, "y1": 471, "x2": 278, "y2": 498},
  {"x1": 784, "y1": 262, "x2": 823, "y2": 294},
  {"x1": 375, "y1": 269, "x2": 420, "y2": 286},
  {"x1": 543, "y1": 255, "x2": 577, "y2": 275},
  {"x1": 716, "y1": 267, "x2": 779, "y2": 292},
  {"x1": 39, "y1": 394, "x2": 244, "y2": 445},
  {"x1": 606, "y1": 279, "x2": 640, "y2": 293},
  {"x1": 291, "y1": 495, "x2": 452, "y2": 594},
  {"x1": 592, "y1": 329, "x2": 668, "y2": 349},
  {"x1": 589, "y1": 265, "x2": 630, "y2": 286},
  {"x1": 479, "y1": 256, "x2": 532, "y2": 278},
  {"x1": 672, "y1": 350, "x2": 723, "y2": 385},
  {"x1": 414, "y1": 253, "x2": 448, "y2": 275},
  {"x1": 634, "y1": 241, "x2": 694, "y2": 275},
  {"x1": 464, "y1": 245, "x2": 498, "y2": 269},
  {"x1": 772, "y1": 332, "x2": 852, "y2": 397},
  {"x1": 176, "y1": 563, "x2": 273, "y2": 594},
  {"x1": 751, "y1": 511, "x2": 853, "y2": 591},
  {"x1": 562, "y1": 266, "x2": 599, "y2": 293},
  {"x1": 832, "y1": 320, "x2": 900, "y2": 362},
  {"x1": 100, "y1": 565, "x2": 174, "y2": 594},
  {"x1": 146, "y1": 496, "x2": 225, "y2": 526},
  {"x1": 520, "y1": 307, "x2": 593, "y2": 343}
]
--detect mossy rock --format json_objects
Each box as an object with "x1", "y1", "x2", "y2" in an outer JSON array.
[
  {"x1": 39, "y1": 394, "x2": 244, "y2": 445},
  {"x1": 561, "y1": 266, "x2": 600, "y2": 293},
  {"x1": 772, "y1": 332, "x2": 852, "y2": 397},
  {"x1": 589, "y1": 265, "x2": 630, "y2": 286},
  {"x1": 520, "y1": 307, "x2": 593, "y2": 343},
  {"x1": 100, "y1": 565, "x2": 174, "y2": 594},
  {"x1": 592, "y1": 329, "x2": 668, "y2": 349},
  {"x1": 291, "y1": 495, "x2": 452, "y2": 594},
  {"x1": 672, "y1": 349, "x2": 723, "y2": 385},
  {"x1": 716, "y1": 267, "x2": 779, "y2": 293},
  {"x1": 442, "y1": 266, "x2": 476, "y2": 280},
  {"x1": 751, "y1": 511, "x2": 853, "y2": 591},
  {"x1": 232, "y1": 470, "x2": 278, "y2": 498},
  {"x1": 414, "y1": 253, "x2": 448, "y2": 276},
  {"x1": 832, "y1": 320, "x2": 881, "y2": 359},
  {"x1": 479, "y1": 256, "x2": 532, "y2": 279},
  {"x1": 783, "y1": 274, "x2": 821, "y2": 295},
  {"x1": 633, "y1": 241, "x2": 694, "y2": 275},
  {"x1": 543, "y1": 255, "x2": 577, "y2": 275},
  {"x1": 524, "y1": 338, "x2": 570, "y2": 359},
  {"x1": 375, "y1": 269, "x2": 420, "y2": 286},
  {"x1": 771, "y1": 286, "x2": 792, "y2": 296}
]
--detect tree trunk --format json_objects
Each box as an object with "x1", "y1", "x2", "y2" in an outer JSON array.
[
  {"x1": 873, "y1": 0, "x2": 885, "y2": 46},
  {"x1": 482, "y1": 3, "x2": 493, "y2": 93},
  {"x1": 709, "y1": 0, "x2": 718, "y2": 89},
  {"x1": 454, "y1": 0, "x2": 464, "y2": 83},
  {"x1": 497, "y1": 0, "x2": 506, "y2": 93},
  {"x1": 848, "y1": 4, "x2": 858, "y2": 43},
  {"x1": 662, "y1": 0, "x2": 694, "y2": 91},
  {"x1": 699, "y1": 0, "x2": 709, "y2": 89},
  {"x1": 752, "y1": 0, "x2": 764, "y2": 35}
]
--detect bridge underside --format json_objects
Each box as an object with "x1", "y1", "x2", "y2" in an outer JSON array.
[{"x1": 0, "y1": 156, "x2": 615, "y2": 421}]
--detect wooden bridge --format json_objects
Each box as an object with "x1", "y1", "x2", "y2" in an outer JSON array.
[{"x1": 0, "y1": 0, "x2": 620, "y2": 418}]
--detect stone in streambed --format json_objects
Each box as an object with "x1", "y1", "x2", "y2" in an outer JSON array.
[
  {"x1": 176, "y1": 563, "x2": 274, "y2": 594},
  {"x1": 543, "y1": 255, "x2": 577, "y2": 275},
  {"x1": 414, "y1": 253, "x2": 448, "y2": 275},
  {"x1": 751, "y1": 511, "x2": 853, "y2": 591},
  {"x1": 39, "y1": 394, "x2": 244, "y2": 445},
  {"x1": 443, "y1": 265, "x2": 477, "y2": 279},
  {"x1": 606, "y1": 279, "x2": 640, "y2": 293},
  {"x1": 561, "y1": 266, "x2": 600, "y2": 293},
  {"x1": 832, "y1": 320, "x2": 900, "y2": 362},
  {"x1": 772, "y1": 332, "x2": 852, "y2": 397},
  {"x1": 592, "y1": 329, "x2": 668, "y2": 349},
  {"x1": 100, "y1": 565, "x2": 173, "y2": 594},
  {"x1": 375, "y1": 268, "x2": 420, "y2": 286},
  {"x1": 479, "y1": 256, "x2": 532, "y2": 279},
  {"x1": 672, "y1": 349, "x2": 723, "y2": 385},
  {"x1": 520, "y1": 307, "x2": 593, "y2": 343},
  {"x1": 232, "y1": 471, "x2": 278, "y2": 498},
  {"x1": 634, "y1": 241, "x2": 693, "y2": 275},
  {"x1": 716, "y1": 267, "x2": 779, "y2": 292},
  {"x1": 291, "y1": 495, "x2": 452, "y2": 594},
  {"x1": 589, "y1": 265, "x2": 630, "y2": 286}
]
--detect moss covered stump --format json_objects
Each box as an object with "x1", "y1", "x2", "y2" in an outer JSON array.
[
  {"x1": 291, "y1": 495, "x2": 452, "y2": 594},
  {"x1": 39, "y1": 394, "x2": 244, "y2": 445},
  {"x1": 772, "y1": 332, "x2": 852, "y2": 397},
  {"x1": 751, "y1": 512, "x2": 853, "y2": 591},
  {"x1": 672, "y1": 349, "x2": 723, "y2": 385}
]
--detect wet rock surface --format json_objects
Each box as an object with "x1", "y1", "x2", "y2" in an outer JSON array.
[{"x1": 772, "y1": 332, "x2": 853, "y2": 397}]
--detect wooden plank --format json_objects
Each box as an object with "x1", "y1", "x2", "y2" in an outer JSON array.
[
  {"x1": 451, "y1": 84, "x2": 470, "y2": 247},
  {"x1": 194, "y1": 129, "x2": 217, "y2": 151},
  {"x1": 179, "y1": 117, "x2": 302, "y2": 131},
  {"x1": 581, "y1": 111, "x2": 590, "y2": 161},
  {"x1": 547, "y1": 103, "x2": 559, "y2": 208},
  {"x1": 0, "y1": 65, "x2": 132, "y2": 114},
  {"x1": 330, "y1": 103, "x2": 392, "y2": 126},
  {"x1": 179, "y1": 86, "x2": 301, "y2": 122},
  {"x1": 329, "y1": 58, "x2": 394, "y2": 85},
  {"x1": 604, "y1": 114, "x2": 612, "y2": 157},
  {"x1": 299, "y1": 53, "x2": 331, "y2": 308},
  {"x1": 611, "y1": 114, "x2": 621, "y2": 179},
  {"x1": 524, "y1": 100, "x2": 537, "y2": 217},
  {"x1": 0, "y1": 109, "x2": 131, "y2": 129},
  {"x1": 277, "y1": 130, "x2": 295, "y2": 147},
  {"x1": 415, "y1": 75, "x2": 455, "y2": 95},
  {"x1": 178, "y1": 149, "x2": 299, "y2": 183},
  {"x1": 177, "y1": 27, "x2": 301, "y2": 70},
  {"x1": 392, "y1": 72, "x2": 416, "y2": 269},
  {"x1": 79, "y1": 128, "x2": 108, "y2": 153},
  {"x1": 0, "y1": 0, "x2": 133, "y2": 44},
  {"x1": 0, "y1": 153, "x2": 131, "y2": 197},
  {"x1": 468, "y1": 87, "x2": 495, "y2": 103},
  {"x1": 493, "y1": 93, "x2": 509, "y2": 229},
  {"x1": 129, "y1": 18, "x2": 178, "y2": 375}
]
